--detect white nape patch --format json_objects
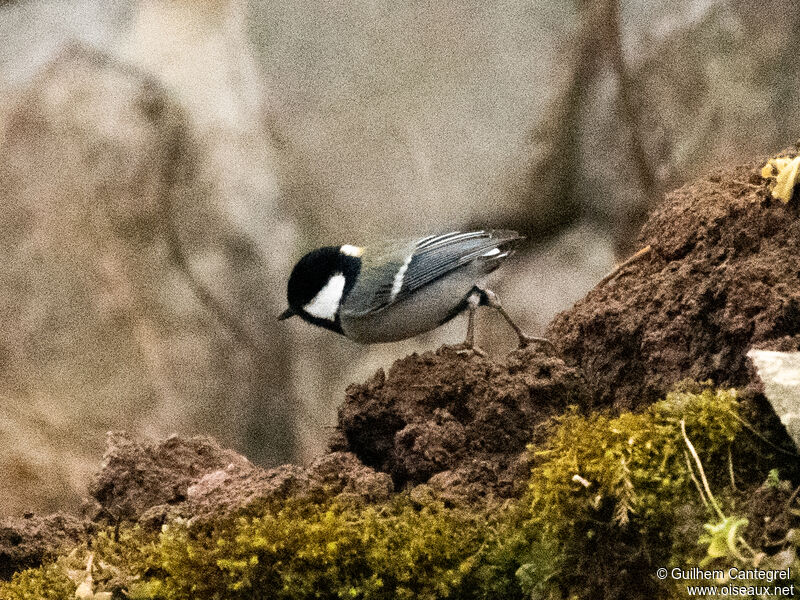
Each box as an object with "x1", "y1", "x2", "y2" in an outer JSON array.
[
  {"x1": 482, "y1": 247, "x2": 502, "y2": 257},
  {"x1": 304, "y1": 273, "x2": 346, "y2": 320},
  {"x1": 340, "y1": 244, "x2": 363, "y2": 257},
  {"x1": 390, "y1": 253, "x2": 414, "y2": 300}
]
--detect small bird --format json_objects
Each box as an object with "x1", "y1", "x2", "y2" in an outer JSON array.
[{"x1": 278, "y1": 230, "x2": 552, "y2": 352}]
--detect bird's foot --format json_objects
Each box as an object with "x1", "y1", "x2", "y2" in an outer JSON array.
[
  {"x1": 517, "y1": 334, "x2": 556, "y2": 352},
  {"x1": 452, "y1": 341, "x2": 488, "y2": 357}
]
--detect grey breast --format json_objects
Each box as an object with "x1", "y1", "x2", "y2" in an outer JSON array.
[{"x1": 339, "y1": 260, "x2": 486, "y2": 343}]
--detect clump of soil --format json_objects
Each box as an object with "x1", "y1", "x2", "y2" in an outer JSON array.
[
  {"x1": 742, "y1": 480, "x2": 798, "y2": 552},
  {"x1": 151, "y1": 450, "x2": 393, "y2": 526},
  {"x1": 88, "y1": 433, "x2": 392, "y2": 528},
  {"x1": 0, "y1": 514, "x2": 88, "y2": 580},
  {"x1": 548, "y1": 157, "x2": 800, "y2": 411},
  {"x1": 331, "y1": 345, "x2": 588, "y2": 499},
  {"x1": 88, "y1": 432, "x2": 252, "y2": 522},
  {"x1": 1, "y1": 438, "x2": 394, "y2": 576}
]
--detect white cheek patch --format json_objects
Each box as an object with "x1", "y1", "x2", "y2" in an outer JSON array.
[
  {"x1": 340, "y1": 244, "x2": 363, "y2": 257},
  {"x1": 304, "y1": 273, "x2": 346, "y2": 321},
  {"x1": 390, "y1": 253, "x2": 414, "y2": 300}
]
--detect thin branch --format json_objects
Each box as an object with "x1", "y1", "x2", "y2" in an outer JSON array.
[
  {"x1": 681, "y1": 419, "x2": 724, "y2": 520},
  {"x1": 785, "y1": 483, "x2": 800, "y2": 511},
  {"x1": 157, "y1": 130, "x2": 272, "y2": 359},
  {"x1": 518, "y1": 0, "x2": 607, "y2": 237},
  {"x1": 727, "y1": 445, "x2": 737, "y2": 491},
  {"x1": 732, "y1": 413, "x2": 799, "y2": 457},
  {"x1": 597, "y1": 245, "x2": 652, "y2": 287},
  {"x1": 683, "y1": 447, "x2": 710, "y2": 511}
]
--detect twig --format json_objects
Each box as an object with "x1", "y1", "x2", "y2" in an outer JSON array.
[
  {"x1": 785, "y1": 483, "x2": 800, "y2": 511},
  {"x1": 683, "y1": 448, "x2": 710, "y2": 511},
  {"x1": 732, "y1": 413, "x2": 799, "y2": 457},
  {"x1": 598, "y1": 245, "x2": 652, "y2": 287},
  {"x1": 681, "y1": 419, "x2": 724, "y2": 520},
  {"x1": 572, "y1": 474, "x2": 591, "y2": 488}
]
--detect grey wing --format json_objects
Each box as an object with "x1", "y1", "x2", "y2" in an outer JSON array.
[{"x1": 343, "y1": 230, "x2": 522, "y2": 316}]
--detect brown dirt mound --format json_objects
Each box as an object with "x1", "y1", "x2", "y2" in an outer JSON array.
[
  {"x1": 0, "y1": 514, "x2": 88, "y2": 580},
  {"x1": 548, "y1": 157, "x2": 800, "y2": 410},
  {"x1": 147, "y1": 451, "x2": 392, "y2": 526},
  {"x1": 87, "y1": 432, "x2": 392, "y2": 528},
  {"x1": 88, "y1": 432, "x2": 252, "y2": 522},
  {"x1": 331, "y1": 345, "x2": 588, "y2": 499}
]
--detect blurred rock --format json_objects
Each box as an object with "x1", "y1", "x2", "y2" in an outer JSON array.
[
  {"x1": 630, "y1": 0, "x2": 800, "y2": 187},
  {"x1": 0, "y1": 44, "x2": 188, "y2": 516},
  {"x1": 0, "y1": 39, "x2": 294, "y2": 517}
]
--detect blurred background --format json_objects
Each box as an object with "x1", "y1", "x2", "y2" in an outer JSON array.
[{"x1": 1, "y1": 0, "x2": 798, "y2": 517}]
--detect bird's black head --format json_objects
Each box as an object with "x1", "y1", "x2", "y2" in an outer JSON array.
[{"x1": 279, "y1": 245, "x2": 362, "y2": 334}]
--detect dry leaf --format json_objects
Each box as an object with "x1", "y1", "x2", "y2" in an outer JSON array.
[{"x1": 761, "y1": 156, "x2": 800, "y2": 203}]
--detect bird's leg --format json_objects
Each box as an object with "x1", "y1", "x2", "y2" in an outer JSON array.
[
  {"x1": 464, "y1": 293, "x2": 479, "y2": 348},
  {"x1": 481, "y1": 288, "x2": 555, "y2": 351},
  {"x1": 455, "y1": 292, "x2": 487, "y2": 356}
]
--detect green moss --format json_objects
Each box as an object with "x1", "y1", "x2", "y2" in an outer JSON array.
[
  {"x1": 0, "y1": 563, "x2": 75, "y2": 600},
  {"x1": 530, "y1": 386, "x2": 739, "y2": 534},
  {"x1": 515, "y1": 386, "x2": 741, "y2": 598},
  {"x1": 114, "y1": 496, "x2": 495, "y2": 600},
  {"x1": 0, "y1": 500, "x2": 501, "y2": 600}
]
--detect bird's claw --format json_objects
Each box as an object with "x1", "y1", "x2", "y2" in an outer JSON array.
[
  {"x1": 518, "y1": 334, "x2": 556, "y2": 352},
  {"x1": 453, "y1": 342, "x2": 487, "y2": 357}
]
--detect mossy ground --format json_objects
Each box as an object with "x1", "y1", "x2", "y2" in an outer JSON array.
[{"x1": 2, "y1": 385, "x2": 797, "y2": 600}]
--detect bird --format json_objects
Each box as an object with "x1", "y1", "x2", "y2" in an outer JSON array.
[{"x1": 278, "y1": 230, "x2": 553, "y2": 353}]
